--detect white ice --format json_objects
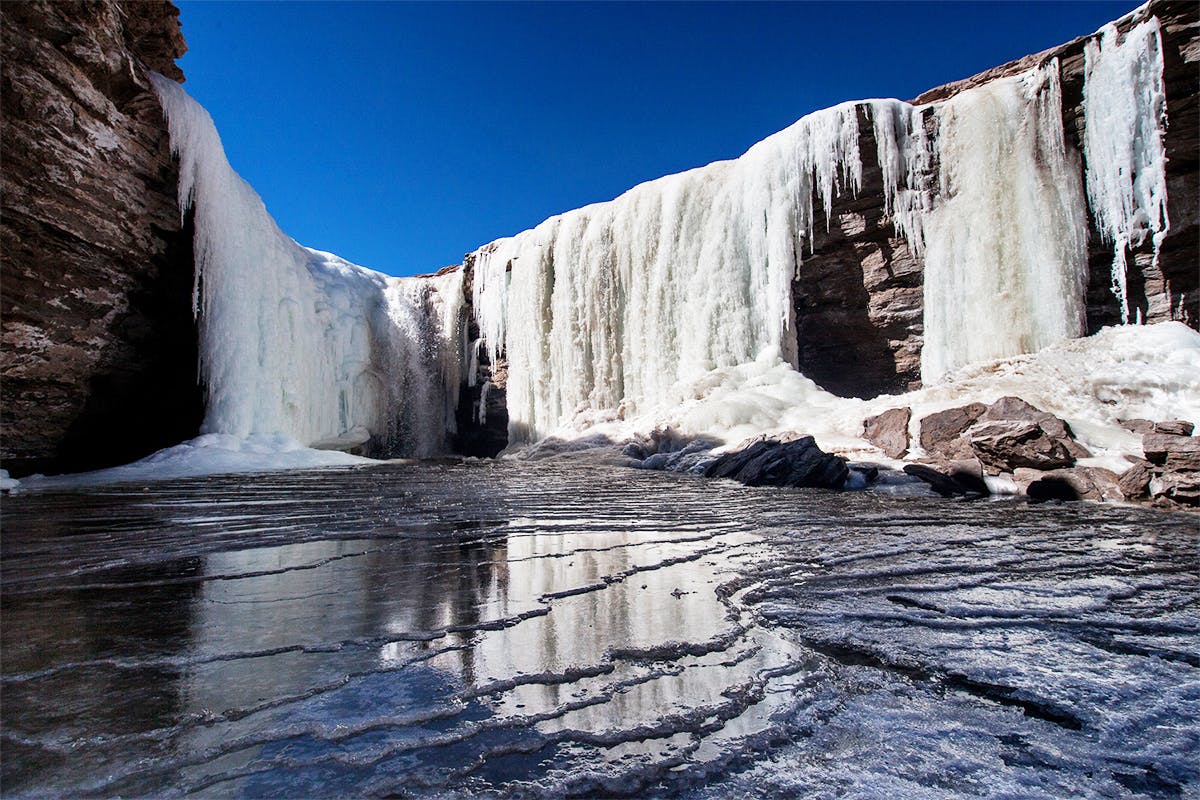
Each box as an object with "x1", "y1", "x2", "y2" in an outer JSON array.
[
  {"x1": 149, "y1": 75, "x2": 464, "y2": 457},
  {"x1": 1082, "y1": 16, "x2": 1170, "y2": 323}
]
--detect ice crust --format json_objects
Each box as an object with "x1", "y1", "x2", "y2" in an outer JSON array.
[{"x1": 148, "y1": 75, "x2": 464, "y2": 457}]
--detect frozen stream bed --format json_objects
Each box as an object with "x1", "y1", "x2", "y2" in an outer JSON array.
[{"x1": 2, "y1": 461, "x2": 1197, "y2": 798}]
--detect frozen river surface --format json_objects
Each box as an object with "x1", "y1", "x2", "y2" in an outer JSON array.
[{"x1": 2, "y1": 461, "x2": 1197, "y2": 798}]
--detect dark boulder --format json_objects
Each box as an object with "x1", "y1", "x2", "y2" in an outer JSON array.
[
  {"x1": 704, "y1": 435, "x2": 848, "y2": 490},
  {"x1": 902, "y1": 462, "x2": 989, "y2": 498}
]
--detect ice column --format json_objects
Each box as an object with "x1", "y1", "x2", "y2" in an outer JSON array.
[
  {"x1": 920, "y1": 61, "x2": 1089, "y2": 383},
  {"x1": 1082, "y1": 17, "x2": 1170, "y2": 324}
]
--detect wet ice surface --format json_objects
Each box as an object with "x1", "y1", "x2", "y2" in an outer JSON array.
[{"x1": 2, "y1": 462, "x2": 1197, "y2": 799}]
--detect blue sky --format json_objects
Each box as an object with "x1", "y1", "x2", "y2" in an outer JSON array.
[{"x1": 176, "y1": 1, "x2": 1133, "y2": 277}]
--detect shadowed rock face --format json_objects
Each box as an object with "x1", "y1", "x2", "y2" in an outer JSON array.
[{"x1": 1, "y1": 1, "x2": 200, "y2": 477}]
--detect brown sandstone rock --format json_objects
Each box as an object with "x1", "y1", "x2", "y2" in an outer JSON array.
[
  {"x1": 1117, "y1": 460, "x2": 1156, "y2": 499},
  {"x1": 862, "y1": 407, "x2": 911, "y2": 458},
  {"x1": 1154, "y1": 420, "x2": 1196, "y2": 437},
  {"x1": 1026, "y1": 467, "x2": 1125, "y2": 503},
  {"x1": 1, "y1": 1, "x2": 200, "y2": 476},
  {"x1": 1142, "y1": 433, "x2": 1200, "y2": 471},
  {"x1": 918, "y1": 403, "x2": 986, "y2": 458}
]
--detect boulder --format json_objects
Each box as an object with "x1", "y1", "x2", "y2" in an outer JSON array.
[
  {"x1": 965, "y1": 420, "x2": 1077, "y2": 473},
  {"x1": 862, "y1": 407, "x2": 911, "y2": 458},
  {"x1": 704, "y1": 436, "x2": 848, "y2": 490},
  {"x1": 1025, "y1": 467, "x2": 1125, "y2": 503},
  {"x1": 1120, "y1": 418, "x2": 1156, "y2": 435},
  {"x1": 902, "y1": 462, "x2": 989, "y2": 498},
  {"x1": 1142, "y1": 434, "x2": 1200, "y2": 471},
  {"x1": 918, "y1": 403, "x2": 986, "y2": 458},
  {"x1": 1117, "y1": 460, "x2": 1155, "y2": 500},
  {"x1": 1149, "y1": 471, "x2": 1200, "y2": 507},
  {"x1": 1153, "y1": 420, "x2": 1196, "y2": 437}
]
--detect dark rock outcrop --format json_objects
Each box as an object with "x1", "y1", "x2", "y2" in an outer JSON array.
[
  {"x1": 862, "y1": 407, "x2": 911, "y2": 459},
  {"x1": 453, "y1": 252, "x2": 509, "y2": 457},
  {"x1": 703, "y1": 434, "x2": 849, "y2": 490},
  {"x1": 902, "y1": 462, "x2": 990, "y2": 498},
  {"x1": 1, "y1": 1, "x2": 200, "y2": 477}
]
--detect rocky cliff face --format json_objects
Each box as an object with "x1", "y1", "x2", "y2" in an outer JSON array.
[
  {"x1": 1, "y1": 2, "x2": 200, "y2": 476},
  {"x1": 794, "y1": 0, "x2": 1198, "y2": 399}
]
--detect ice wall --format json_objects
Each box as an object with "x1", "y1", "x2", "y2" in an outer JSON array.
[
  {"x1": 1082, "y1": 17, "x2": 1170, "y2": 324},
  {"x1": 150, "y1": 75, "x2": 463, "y2": 457},
  {"x1": 472, "y1": 101, "x2": 921, "y2": 442},
  {"x1": 920, "y1": 61, "x2": 1089, "y2": 383}
]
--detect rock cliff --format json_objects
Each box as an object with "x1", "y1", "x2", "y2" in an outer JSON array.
[{"x1": 1, "y1": 2, "x2": 199, "y2": 476}]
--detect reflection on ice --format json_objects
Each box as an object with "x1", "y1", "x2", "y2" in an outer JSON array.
[{"x1": 1, "y1": 461, "x2": 1197, "y2": 798}]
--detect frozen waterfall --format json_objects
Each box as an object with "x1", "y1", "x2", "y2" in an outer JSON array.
[
  {"x1": 146, "y1": 6, "x2": 1172, "y2": 456},
  {"x1": 1082, "y1": 16, "x2": 1170, "y2": 324},
  {"x1": 920, "y1": 60, "x2": 1089, "y2": 383},
  {"x1": 472, "y1": 11, "x2": 1171, "y2": 443},
  {"x1": 150, "y1": 75, "x2": 464, "y2": 457}
]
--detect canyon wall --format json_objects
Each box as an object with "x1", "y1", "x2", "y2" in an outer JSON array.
[{"x1": 1, "y1": 2, "x2": 200, "y2": 476}]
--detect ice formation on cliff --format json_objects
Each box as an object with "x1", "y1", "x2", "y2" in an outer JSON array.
[
  {"x1": 149, "y1": 75, "x2": 463, "y2": 457},
  {"x1": 920, "y1": 60, "x2": 1089, "y2": 383},
  {"x1": 1082, "y1": 16, "x2": 1170, "y2": 323},
  {"x1": 133, "y1": 6, "x2": 1174, "y2": 472},
  {"x1": 472, "y1": 11, "x2": 1172, "y2": 444}
]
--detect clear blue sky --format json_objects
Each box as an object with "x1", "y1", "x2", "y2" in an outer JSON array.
[{"x1": 176, "y1": 1, "x2": 1133, "y2": 277}]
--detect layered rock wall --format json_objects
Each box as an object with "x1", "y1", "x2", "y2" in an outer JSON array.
[{"x1": 1, "y1": 2, "x2": 200, "y2": 476}]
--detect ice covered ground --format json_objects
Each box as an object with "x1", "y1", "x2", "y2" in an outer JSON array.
[{"x1": 2, "y1": 461, "x2": 1196, "y2": 798}]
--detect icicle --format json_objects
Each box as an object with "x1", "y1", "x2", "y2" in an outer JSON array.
[
  {"x1": 869, "y1": 100, "x2": 933, "y2": 258},
  {"x1": 1082, "y1": 17, "x2": 1170, "y2": 324},
  {"x1": 920, "y1": 60, "x2": 1089, "y2": 383}
]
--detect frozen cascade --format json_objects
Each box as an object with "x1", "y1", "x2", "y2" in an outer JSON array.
[
  {"x1": 472, "y1": 101, "x2": 921, "y2": 442},
  {"x1": 149, "y1": 74, "x2": 464, "y2": 456},
  {"x1": 1082, "y1": 16, "x2": 1170, "y2": 324},
  {"x1": 471, "y1": 66, "x2": 1094, "y2": 439},
  {"x1": 920, "y1": 60, "x2": 1089, "y2": 383}
]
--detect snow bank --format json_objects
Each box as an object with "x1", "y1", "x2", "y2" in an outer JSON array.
[
  {"x1": 149, "y1": 75, "x2": 463, "y2": 457},
  {"x1": 16, "y1": 434, "x2": 371, "y2": 490},
  {"x1": 523, "y1": 322, "x2": 1200, "y2": 472}
]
